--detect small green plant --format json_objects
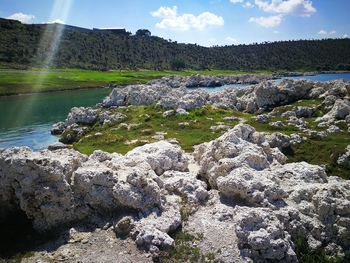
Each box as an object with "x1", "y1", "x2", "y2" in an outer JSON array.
[
  {"x1": 160, "y1": 230, "x2": 217, "y2": 263},
  {"x1": 294, "y1": 239, "x2": 344, "y2": 263}
]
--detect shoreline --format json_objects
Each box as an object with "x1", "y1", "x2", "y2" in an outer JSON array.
[
  {"x1": 0, "y1": 85, "x2": 114, "y2": 97},
  {"x1": 1, "y1": 70, "x2": 349, "y2": 97}
]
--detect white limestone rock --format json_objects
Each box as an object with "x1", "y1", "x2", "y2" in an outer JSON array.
[
  {"x1": 159, "y1": 171, "x2": 208, "y2": 203},
  {"x1": 316, "y1": 99, "x2": 350, "y2": 124},
  {"x1": 0, "y1": 147, "x2": 87, "y2": 230},
  {"x1": 126, "y1": 141, "x2": 188, "y2": 175},
  {"x1": 66, "y1": 107, "x2": 98, "y2": 126},
  {"x1": 337, "y1": 145, "x2": 350, "y2": 167},
  {"x1": 235, "y1": 207, "x2": 298, "y2": 262},
  {"x1": 217, "y1": 167, "x2": 287, "y2": 208}
]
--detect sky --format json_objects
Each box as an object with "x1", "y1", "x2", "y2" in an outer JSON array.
[{"x1": 0, "y1": 0, "x2": 349, "y2": 46}]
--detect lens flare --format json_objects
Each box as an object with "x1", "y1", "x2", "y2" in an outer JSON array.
[{"x1": 12, "y1": 0, "x2": 73, "y2": 147}]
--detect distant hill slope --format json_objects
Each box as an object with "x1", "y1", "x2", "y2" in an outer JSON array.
[{"x1": 1, "y1": 18, "x2": 350, "y2": 71}]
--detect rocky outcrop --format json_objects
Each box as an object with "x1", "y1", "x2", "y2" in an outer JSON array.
[
  {"x1": 0, "y1": 147, "x2": 87, "y2": 230},
  {"x1": 148, "y1": 74, "x2": 274, "y2": 88},
  {"x1": 2, "y1": 123, "x2": 350, "y2": 262},
  {"x1": 337, "y1": 145, "x2": 350, "y2": 168},
  {"x1": 191, "y1": 124, "x2": 350, "y2": 261},
  {"x1": 235, "y1": 207, "x2": 298, "y2": 262},
  {"x1": 101, "y1": 78, "x2": 350, "y2": 116}
]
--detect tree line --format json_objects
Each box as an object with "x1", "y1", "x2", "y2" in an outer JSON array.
[{"x1": 1, "y1": 18, "x2": 350, "y2": 71}]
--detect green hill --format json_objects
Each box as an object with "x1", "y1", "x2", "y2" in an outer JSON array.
[{"x1": 1, "y1": 17, "x2": 350, "y2": 71}]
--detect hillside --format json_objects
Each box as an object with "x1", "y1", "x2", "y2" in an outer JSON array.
[{"x1": 1, "y1": 17, "x2": 350, "y2": 71}]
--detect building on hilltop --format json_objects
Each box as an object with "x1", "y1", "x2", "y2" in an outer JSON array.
[{"x1": 92, "y1": 28, "x2": 131, "y2": 36}]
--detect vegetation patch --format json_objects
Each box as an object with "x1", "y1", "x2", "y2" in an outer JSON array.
[
  {"x1": 294, "y1": 238, "x2": 344, "y2": 263},
  {"x1": 0, "y1": 68, "x2": 272, "y2": 95},
  {"x1": 73, "y1": 105, "x2": 240, "y2": 155},
  {"x1": 285, "y1": 133, "x2": 349, "y2": 179},
  {"x1": 160, "y1": 230, "x2": 216, "y2": 263}
]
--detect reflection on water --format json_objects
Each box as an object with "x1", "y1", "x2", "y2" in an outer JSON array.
[
  {"x1": 0, "y1": 123, "x2": 58, "y2": 151},
  {"x1": 0, "y1": 73, "x2": 349, "y2": 151},
  {"x1": 0, "y1": 88, "x2": 112, "y2": 150}
]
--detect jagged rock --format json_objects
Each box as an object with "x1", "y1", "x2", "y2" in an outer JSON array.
[
  {"x1": 113, "y1": 216, "x2": 134, "y2": 237},
  {"x1": 217, "y1": 167, "x2": 287, "y2": 208},
  {"x1": 73, "y1": 156, "x2": 162, "y2": 213},
  {"x1": 98, "y1": 111, "x2": 127, "y2": 125},
  {"x1": 327, "y1": 125, "x2": 341, "y2": 133},
  {"x1": 176, "y1": 108, "x2": 189, "y2": 115},
  {"x1": 125, "y1": 141, "x2": 188, "y2": 175},
  {"x1": 294, "y1": 106, "x2": 315, "y2": 118},
  {"x1": 317, "y1": 99, "x2": 350, "y2": 124},
  {"x1": 47, "y1": 142, "x2": 70, "y2": 151},
  {"x1": 269, "y1": 121, "x2": 284, "y2": 127},
  {"x1": 162, "y1": 110, "x2": 175, "y2": 117},
  {"x1": 266, "y1": 132, "x2": 302, "y2": 150},
  {"x1": 66, "y1": 107, "x2": 98, "y2": 126},
  {"x1": 0, "y1": 147, "x2": 87, "y2": 230},
  {"x1": 135, "y1": 227, "x2": 174, "y2": 253},
  {"x1": 235, "y1": 207, "x2": 298, "y2": 262},
  {"x1": 193, "y1": 124, "x2": 286, "y2": 188},
  {"x1": 133, "y1": 196, "x2": 182, "y2": 253},
  {"x1": 282, "y1": 111, "x2": 297, "y2": 119},
  {"x1": 337, "y1": 145, "x2": 350, "y2": 167},
  {"x1": 210, "y1": 125, "x2": 231, "y2": 131},
  {"x1": 51, "y1": 121, "x2": 66, "y2": 135},
  {"x1": 159, "y1": 171, "x2": 208, "y2": 203},
  {"x1": 255, "y1": 114, "x2": 270, "y2": 123}
]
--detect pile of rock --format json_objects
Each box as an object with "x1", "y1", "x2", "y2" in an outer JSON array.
[{"x1": 2, "y1": 124, "x2": 350, "y2": 261}]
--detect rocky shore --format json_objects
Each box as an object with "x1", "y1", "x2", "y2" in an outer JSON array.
[{"x1": 1, "y1": 74, "x2": 350, "y2": 262}]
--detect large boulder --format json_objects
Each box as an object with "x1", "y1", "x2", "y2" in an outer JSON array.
[
  {"x1": 235, "y1": 207, "x2": 298, "y2": 262},
  {"x1": 0, "y1": 147, "x2": 87, "y2": 230},
  {"x1": 125, "y1": 141, "x2": 188, "y2": 175},
  {"x1": 316, "y1": 99, "x2": 350, "y2": 124},
  {"x1": 66, "y1": 107, "x2": 98, "y2": 126}
]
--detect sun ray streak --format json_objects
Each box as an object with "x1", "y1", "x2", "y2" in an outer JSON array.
[{"x1": 14, "y1": 0, "x2": 73, "y2": 147}]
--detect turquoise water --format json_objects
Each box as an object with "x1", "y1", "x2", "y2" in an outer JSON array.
[
  {"x1": 200, "y1": 73, "x2": 350, "y2": 92},
  {"x1": 0, "y1": 73, "x2": 349, "y2": 150},
  {"x1": 0, "y1": 88, "x2": 112, "y2": 150}
]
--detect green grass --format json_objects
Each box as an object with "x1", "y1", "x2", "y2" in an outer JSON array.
[
  {"x1": 246, "y1": 115, "x2": 300, "y2": 135},
  {"x1": 73, "y1": 105, "x2": 240, "y2": 155},
  {"x1": 0, "y1": 68, "x2": 273, "y2": 95},
  {"x1": 285, "y1": 133, "x2": 349, "y2": 179},
  {"x1": 160, "y1": 230, "x2": 217, "y2": 263},
  {"x1": 294, "y1": 238, "x2": 344, "y2": 263}
]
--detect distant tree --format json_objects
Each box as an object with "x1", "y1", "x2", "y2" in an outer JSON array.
[
  {"x1": 135, "y1": 29, "x2": 151, "y2": 37},
  {"x1": 170, "y1": 59, "x2": 186, "y2": 71}
]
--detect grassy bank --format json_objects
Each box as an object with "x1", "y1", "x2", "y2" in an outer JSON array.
[
  {"x1": 73, "y1": 105, "x2": 240, "y2": 155},
  {"x1": 0, "y1": 68, "x2": 272, "y2": 96}
]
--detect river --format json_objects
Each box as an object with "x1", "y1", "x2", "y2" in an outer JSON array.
[
  {"x1": 0, "y1": 73, "x2": 349, "y2": 150},
  {"x1": 0, "y1": 88, "x2": 112, "y2": 150}
]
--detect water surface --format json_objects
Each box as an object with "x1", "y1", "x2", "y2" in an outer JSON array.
[
  {"x1": 1, "y1": 73, "x2": 349, "y2": 150},
  {"x1": 0, "y1": 88, "x2": 112, "y2": 150}
]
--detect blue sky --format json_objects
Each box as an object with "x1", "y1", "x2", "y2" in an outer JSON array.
[{"x1": 0, "y1": 0, "x2": 349, "y2": 46}]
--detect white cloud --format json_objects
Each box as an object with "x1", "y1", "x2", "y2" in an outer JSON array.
[
  {"x1": 243, "y1": 2, "x2": 255, "y2": 8},
  {"x1": 318, "y1": 30, "x2": 337, "y2": 36},
  {"x1": 273, "y1": 30, "x2": 280, "y2": 34},
  {"x1": 343, "y1": 34, "x2": 348, "y2": 38},
  {"x1": 229, "y1": 0, "x2": 244, "y2": 3},
  {"x1": 225, "y1": 36, "x2": 239, "y2": 44},
  {"x1": 151, "y1": 6, "x2": 177, "y2": 18},
  {"x1": 249, "y1": 15, "x2": 283, "y2": 27},
  {"x1": 151, "y1": 6, "x2": 224, "y2": 31},
  {"x1": 6, "y1": 12, "x2": 35, "y2": 24},
  {"x1": 254, "y1": 0, "x2": 316, "y2": 17},
  {"x1": 47, "y1": 19, "x2": 65, "y2": 24}
]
